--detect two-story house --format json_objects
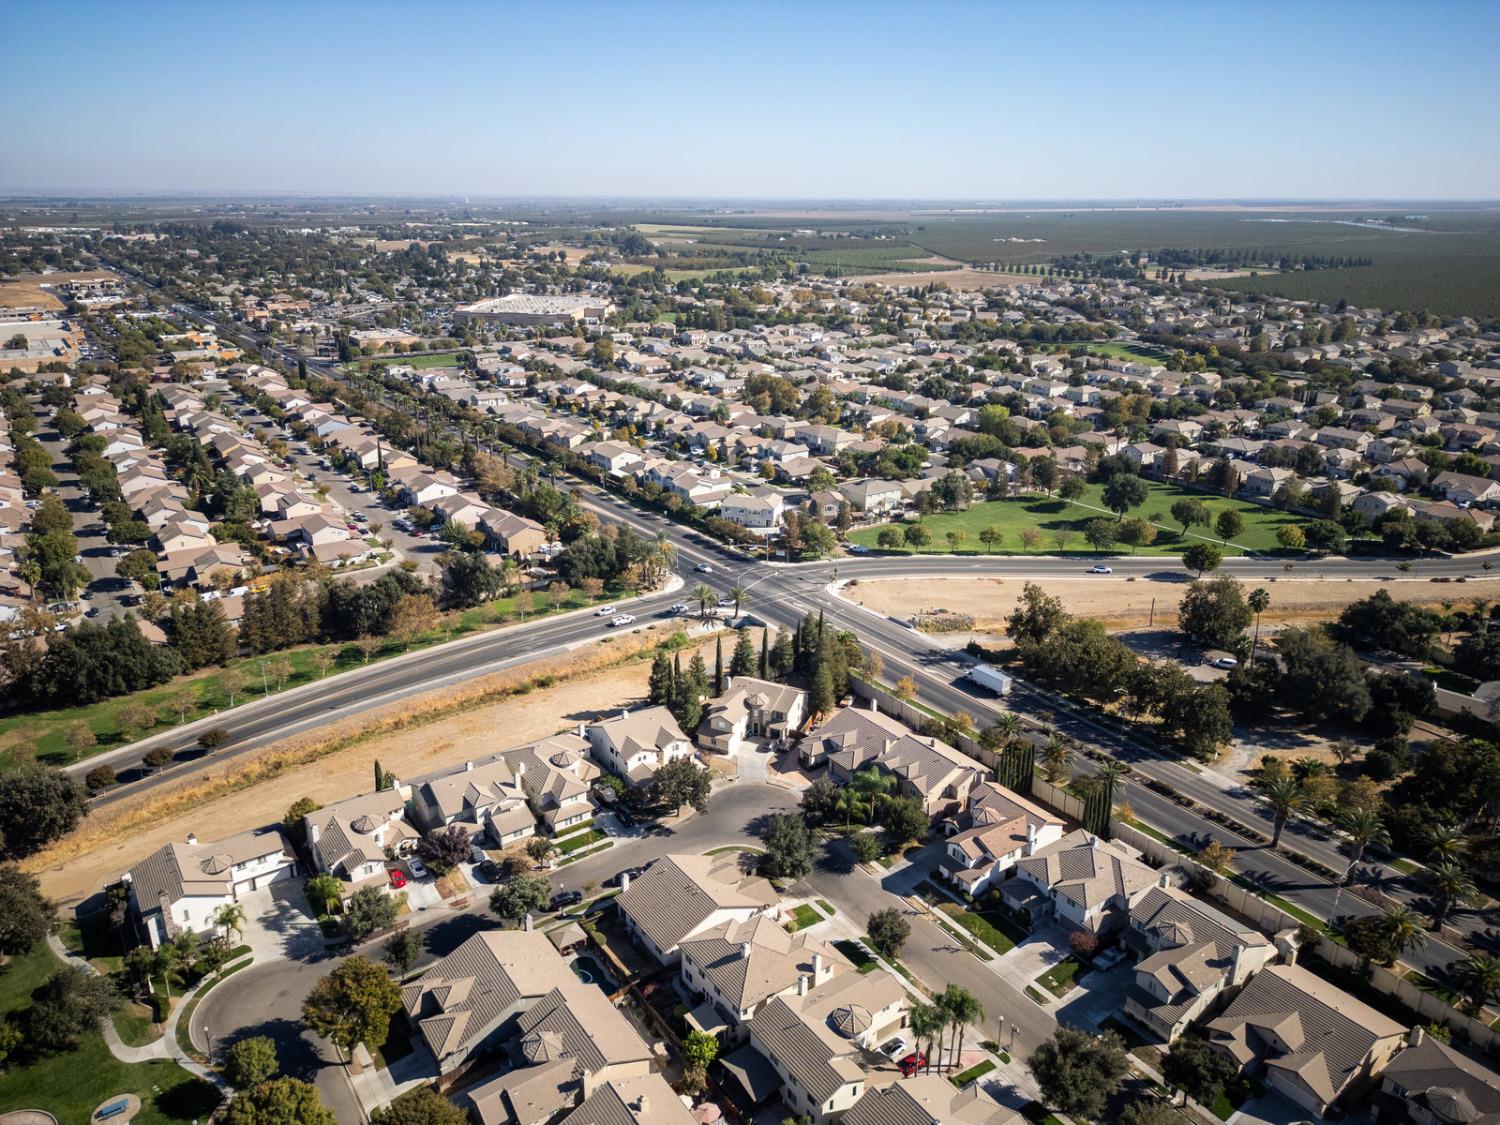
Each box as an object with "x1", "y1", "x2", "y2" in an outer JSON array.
[
  {"x1": 939, "y1": 781, "x2": 1065, "y2": 898},
  {"x1": 1002, "y1": 829, "x2": 1158, "y2": 935},
  {"x1": 698, "y1": 676, "x2": 809, "y2": 755},
  {"x1": 615, "y1": 853, "x2": 779, "y2": 965},
  {"x1": 587, "y1": 706, "x2": 694, "y2": 788}
]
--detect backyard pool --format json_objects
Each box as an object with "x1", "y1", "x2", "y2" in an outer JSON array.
[{"x1": 571, "y1": 954, "x2": 615, "y2": 994}]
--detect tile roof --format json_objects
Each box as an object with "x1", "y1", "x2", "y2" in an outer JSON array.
[
  {"x1": 1384, "y1": 1034, "x2": 1500, "y2": 1123},
  {"x1": 844, "y1": 1075, "x2": 1024, "y2": 1125},
  {"x1": 559, "y1": 1074, "x2": 697, "y2": 1125},
  {"x1": 1014, "y1": 829, "x2": 1158, "y2": 909},
  {"x1": 127, "y1": 826, "x2": 291, "y2": 910},
  {"x1": 678, "y1": 914, "x2": 849, "y2": 1013},
  {"x1": 617, "y1": 853, "x2": 777, "y2": 955}
]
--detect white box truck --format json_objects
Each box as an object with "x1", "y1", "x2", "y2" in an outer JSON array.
[{"x1": 962, "y1": 662, "x2": 1013, "y2": 695}]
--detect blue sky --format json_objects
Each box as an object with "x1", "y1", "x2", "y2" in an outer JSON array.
[{"x1": 2, "y1": 0, "x2": 1496, "y2": 199}]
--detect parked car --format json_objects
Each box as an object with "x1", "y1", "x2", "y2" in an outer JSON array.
[
  {"x1": 879, "y1": 1036, "x2": 908, "y2": 1060},
  {"x1": 1088, "y1": 564, "x2": 1113, "y2": 574},
  {"x1": 476, "y1": 860, "x2": 504, "y2": 882},
  {"x1": 898, "y1": 1051, "x2": 927, "y2": 1077},
  {"x1": 388, "y1": 868, "x2": 408, "y2": 889},
  {"x1": 1209, "y1": 656, "x2": 1239, "y2": 670},
  {"x1": 407, "y1": 858, "x2": 429, "y2": 879},
  {"x1": 667, "y1": 603, "x2": 689, "y2": 616},
  {"x1": 848, "y1": 544, "x2": 870, "y2": 554},
  {"x1": 606, "y1": 866, "x2": 644, "y2": 887},
  {"x1": 549, "y1": 890, "x2": 582, "y2": 911}
]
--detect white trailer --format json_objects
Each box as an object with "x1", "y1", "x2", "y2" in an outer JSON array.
[{"x1": 962, "y1": 662, "x2": 1013, "y2": 695}]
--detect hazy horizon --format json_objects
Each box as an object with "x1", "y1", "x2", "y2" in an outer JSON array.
[{"x1": 2, "y1": 0, "x2": 1497, "y2": 200}]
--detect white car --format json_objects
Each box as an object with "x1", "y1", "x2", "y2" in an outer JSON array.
[
  {"x1": 717, "y1": 596, "x2": 738, "y2": 608},
  {"x1": 879, "y1": 1036, "x2": 909, "y2": 1060},
  {"x1": 594, "y1": 605, "x2": 618, "y2": 617},
  {"x1": 694, "y1": 563, "x2": 713, "y2": 574},
  {"x1": 1209, "y1": 656, "x2": 1239, "y2": 670},
  {"x1": 610, "y1": 614, "x2": 635, "y2": 628},
  {"x1": 668, "y1": 603, "x2": 689, "y2": 615},
  {"x1": 1088, "y1": 565, "x2": 1113, "y2": 574}
]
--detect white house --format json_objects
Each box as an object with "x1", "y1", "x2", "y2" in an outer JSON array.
[
  {"x1": 698, "y1": 676, "x2": 808, "y2": 755},
  {"x1": 587, "y1": 706, "x2": 694, "y2": 787}
]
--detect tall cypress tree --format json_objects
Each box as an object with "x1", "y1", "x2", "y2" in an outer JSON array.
[
  {"x1": 760, "y1": 629, "x2": 770, "y2": 679},
  {"x1": 714, "y1": 636, "x2": 724, "y2": 696}
]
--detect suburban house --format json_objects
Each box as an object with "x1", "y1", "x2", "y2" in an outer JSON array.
[
  {"x1": 124, "y1": 827, "x2": 296, "y2": 947},
  {"x1": 803, "y1": 704, "x2": 985, "y2": 818},
  {"x1": 1206, "y1": 963, "x2": 1406, "y2": 1118},
  {"x1": 1378, "y1": 1026, "x2": 1500, "y2": 1125},
  {"x1": 939, "y1": 781, "x2": 1065, "y2": 897},
  {"x1": 587, "y1": 706, "x2": 694, "y2": 787},
  {"x1": 837, "y1": 478, "x2": 904, "y2": 515},
  {"x1": 745, "y1": 968, "x2": 908, "y2": 1124},
  {"x1": 1432, "y1": 470, "x2": 1500, "y2": 508},
  {"x1": 721, "y1": 492, "x2": 785, "y2": 535},
  {"x1": 844, "y1": 1075, "x2": 1023, "y2": 1125},
  {"x1": 1002, "y1": 829, "x2": 1158, "y2": 935},
  {"x1": 615, "y1": 852, "x2": 779, "y2": 965},
  {"x1": 304, "y1": 788, "x2": 418, "y2": 892},
  {"x1": 409, "y1": 733, "x2": 599, "y2": 844},
  {"x1": 678, "y1": 914, "x2": 848, "y2": 1039},
  {"x1": 548, "y1": 1075, "x2": 696, "y2": 1125},
  {"x1": 697, "y1": 676, "x2": 808, "y2": 755},
  {"x1": 1121, "y1": 884, "x2": 1276, "y2": 1042},
  {"x1": 480, "y1": 510, "x2": 549, "y2": 559}
]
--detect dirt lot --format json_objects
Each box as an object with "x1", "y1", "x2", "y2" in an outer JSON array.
[
  {"x1": 845, "y1": 575, "x2": 1500, "y2": 635},
  {"x1": 849, "y1": 266, "x2": 1028, "y2": 292},
  {"x1": 0, "y1": 270, "x2": 119, "y2": 312},
  {"x1": 30, "y1": 632, "x2": 725, "y2": 909}
]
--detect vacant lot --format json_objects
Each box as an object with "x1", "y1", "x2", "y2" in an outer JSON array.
[
  {"x1": 28, "y1": 630, "x2": 723, "y2": 909},
  {"x1": 845, "y1": 575, "x2": 1496, "y2": 634},
  {"x1": 0, "y1": 270, "x2": 120, "y2": 311},
  {"x1": 848, "y1": 481, "x2": 1305, "y2": 557}
]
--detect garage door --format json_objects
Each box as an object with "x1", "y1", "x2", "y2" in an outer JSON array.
[{"x1": 255, "y1": 866, "x2": 294, "y2": 891}]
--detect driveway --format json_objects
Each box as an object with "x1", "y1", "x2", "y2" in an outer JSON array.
[
  {"x1": 1232, "y1": 1091, "x2": 1316, "y2": 1125},
  {"x1": 1053, "y1": 960, "x2": 1137, "y2": 1030},
  {"x1": 238, "y1": 881, "x2": 329, "y2": 962}
]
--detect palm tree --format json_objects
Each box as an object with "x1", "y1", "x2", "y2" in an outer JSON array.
[
  {"x1": 1427, "y1": 861, "x2": 1479, "y2": 930},
  {"x1": 1248, "y1": 587, "x2": 1270, "y2": 660},
  {"x1": 214, "y1": 902, "x2": 247, "y2": 942},
  {"x1": 994, "y1": 712, "x2": 1023, "y2": 742},
  {"x1": 1040, "y1": 738, "x2": 1070, "y2": 784},
  {"x1": 692, "y1": 583, "x2": 714, "y2": 618},
  {"x1": 1262, "y1": 776, "x2": 1303, "y2": 851},
  {"x1": 908, "y1": 1002, "x2": 948, "y2": 1076},
  {"x1": 937, "y1": 984, "x2": 983, "y2": 1075},
  {"x1": 728, "y1": 584, "x2": 748, "y2": 615},
  {"x1": 1427, "y1": 823, "x2": 1467, "y2": 865},
  {"x1": 1380, "y1": 905, "x2": 1429, "y2": 961},
  {"x1": 1339, "y1": 807, "x2": 1389, "y2": 886},
  {"x1": 1093, "y1": 760, "x2": 1126, "y2": 808},
  {"x1": 850, "y1": 767, "x2": 894, "y2": 824},
  {"x1": 1291, "y1": 757, "x2": 1327, "y2": 781},
  {"x1": 1452, "y1": 955, "x2": 1500, "y2": 1016}
]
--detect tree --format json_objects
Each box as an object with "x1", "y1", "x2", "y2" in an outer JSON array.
[
  {"x1": 1083, "y1": 518, "x2": 1117, "y2": 550},
  {"x1": 525, "y1": 836, "x2": 556, "y2": 869},
  {"x1": 1118, "y1": 516, "x2": 1157, "y2": 553},
  {"x1": 1452, "y1": 955, "x2": 1500, "y2": 1016},
  {"x1": 978, "y1": 526, "x2": 1002, "y2": 553},
  {"x1": 301, "y1": 955, "x2": 402, "y2": 1063},
  {"x1": 1163, "y1": 1034, "x2": 1236, "y2": 1105},
  {"x1": 0, "y1": 767, "x2": 87, "y2": 859},
  {"x1": 370, "y1": 1087, "x2": 468, "y2": 1125},
  {"x1": 761, "y1": 813, "x2": 814, "y2": 882},
  {"x1": 1007, "y1": 582, "x2": 1067, "y2": 643},
  {"x1": 305, "y1": 873, "x2": 344, "y2": 916},
  {"x1": 1338, "y1": 807, "x2": 1389, "y2": 886},
  {"x1": 1040, "y1": 738, "x2": 1071, "y2": 783},
  {"x1": 880, "y1": 797, "x2": 930, "y2": 848},
  {"x1": 1103, "y1": 474, "x2": 1149, "y2": 519},
  {"x1": 648, "y1": 758, "x2": 712, "y2": 814},
  {"x1": 1427, "y1": 861, "x2": 1479, "y2": 930},
  {"x1": 903, "y1": 524, "x2": 930, "y2": 549},
  {"x1": 1121, "y1": 1099, "x2": 1180, "y2": 1125},
  {"x1": 1247, "y1": 586, "x2": 1270, "y2": 657},
  {"x1": 215, "y1": 902, "x2": 247, "y2": 941},
  {"x1": 1275, "y1": 627, "x2": 1371, "y2": 722},
  {"x1": 0, "y1": 865, "x2": 58, "y2": 957},
  {"x1": 730, "y1": 629, "x2": 757, "y2": 677},
  {"x1": 684, "y1": 1028, "x2": 720, "y2": 1071},
  {"x1": 283, "y1": 797, "x2": 322, "y2": 847},
  {"x1": 84, "y1": 764, "x2": 116, "y2": 792},
  {"x1": 866, "y1": 907, "x2": 910, "y2": 960},
  {"x1": 909, "y1": 1002, "x2": 949, "y2": 1076},
  {"x1": 197, "y1": 726, "x2": 231, "y2": 750},
  {"x1": 416, "y1": 825, "x2": 474, "y2": 875},
  {"x1": 28, "y1": 967, "x2": 121, "y2": 1053},
  {"x1": 1276, "y1": 524, "x2": 1305, "y2": 551},
  {"x1": 1261, "y1": 776, "x2": 1303, "y2": 850},
  {"x1": 1178, "y1": 575, "x2": 1251, "y2": 649},
  {"x1": 225, "y1": 1035, "x2": 280, "y2": 1089},
  {"x1": 893, "y1": 675, "x2": 916, "y2": 700},
  {"x1": 490, "y1": 873, "x2": 551, "y2": 922},
  {"x1": 1215, "y1": 509, "x2": 1243, "y2": 544},
  {"x1": 850, "y1": 830, "x2": 883, "y2": 864},
  {"x1": 66, "y1": 721, "x2": 98, "y2": 760},
  {"x1": 1030, "y1": 1025, "x2": 1129, "y2": 1118},
  {"x1": 383, "y1": 929, "x2": 425, "y2": 978},
  {"x1": 849, "y1": 767, "x2": 895, "y2": 824},
  {"x1": 142, "y1": 745, "x2": 174, "y2": 772},
  {"x1": 388, "y1": 593, "x2": 438, "y2": 648},
  {"x1": 225, "y1": 1077, "x2": 336, "y2": 1125},
  {"x1": 1182, "y1": 543, "x2": 1222, "y2": 577},
  {"x1": 1197, "y1": 840, "x2": 1234, "y2": 876},
  {"x1": 937, "y1": 984, "x2": 983, "y2": 1075},
  {"x1": 1171, "y1": 498, "x2": 1211, "y2": 536},
  {"x1": 343, "y1": 885, "x2": 399, "y2": 940}
]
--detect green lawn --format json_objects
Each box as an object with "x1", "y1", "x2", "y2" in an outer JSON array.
[
  {"x1": 1036, "y1": 955, "x2": 1083, "y2": 997},
  {"x1": 785, "y1": 904, "x2": 822, "y2": 932},
  {"x1": 934, "y1": 901, "x2": 1019, "y2": 954},
  {"x1": 1071, "y1": 341, "x2": 1172, "y2": 365},
  {"x1": 1, "y1": 586, "x2": 616, "y2": 773},
  {"x1": 950, "y1": 1059, "x2": 997, "y2": 1088},
  {"x1": 556, "y1": 829, "x2": 608, "y2": 855},
  {"x1": 848, "y1": 479, "x2": 1307, "y2": 558},
  {"x1": 362, "y1": 351, "x2": 466, "y2": 370},
  {"x1": 833, "y1": 939, "x2": 878, "y2": 973},
  {"x1": 0, "y1": 944, "x2": 221, "y2": 1124}
]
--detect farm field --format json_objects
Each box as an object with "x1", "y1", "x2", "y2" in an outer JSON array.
[
  {"x1": 846, "y1": 480, "x2": 1307, "y2": 557},
  {"x1": 0, "y1": 943, "x2": 220, "y2": 1124}
]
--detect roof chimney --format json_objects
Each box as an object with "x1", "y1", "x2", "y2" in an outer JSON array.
[
  {"x1": 1409, "y1": 1025, "x2": 1426, "y2": 1047},
  {"x1": 576, "y1": 722, "x2": 585, "y2": 738},
  {"x1": 634, "y1": 1094, "x2": 649, "y2": 1115},
  {"x1": 523, "y1": 913, "x2": 534, "y2": 932},
  {"x1": 186, "y1": 833, "x2": 198, "y2": 846},
  {"x1": 797, "y1": 974, "x2": 809, "y2": 996},
  {"x1": 620, "y1": 709, "x2": 628, "y2": 721},
  {"x1": 741, "y1": 941, "x2": 753, "y2": 959},
  {"x1": 868, "y1": 695, "x2": 878, "y2": 714},
  {"x1": 813, "y1": 952, "x2": 825, "y2": 980},
  {"x1": 619, "y1": 873, "x2": 630, "y2": 893},
  {"x1": 465, "y1": 761, "x2": 474, "y2": 771}
]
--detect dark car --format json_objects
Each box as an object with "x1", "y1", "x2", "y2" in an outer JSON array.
[
  {"x1": 550, "y1": 890, "x2": 583, "y2": 911},
  {"x1": 475, "y1": 860, "x2": 504, "y2": 882},
  {"x1": 606, "y1": 867, "x2": 644, "y2": 887},
  {"x1": 897, "y1": 1051, "x2": 927, "y2": 1077}
]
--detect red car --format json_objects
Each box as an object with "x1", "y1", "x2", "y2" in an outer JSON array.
[
  {"x1": 388, "y1": 869, "x2": 408, "y2": 889},
  {"x1": 897, "y1": 1051, "x2": 927, "y2": 1077}
]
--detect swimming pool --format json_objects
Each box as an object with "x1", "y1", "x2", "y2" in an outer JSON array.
[{"x1": 571, "y1": 954, "x2": 615, "y2": 993}]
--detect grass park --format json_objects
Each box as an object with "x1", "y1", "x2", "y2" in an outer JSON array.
[
  {"x1": 0, "y1": 586, "x2": 615, "y2": 774},
  {"x1": 0, "y1": 943, "x2": 221, "y2": 1125},
  {"x1": 848, "y1": 479, "x2": 1307, "y2": 558}
]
